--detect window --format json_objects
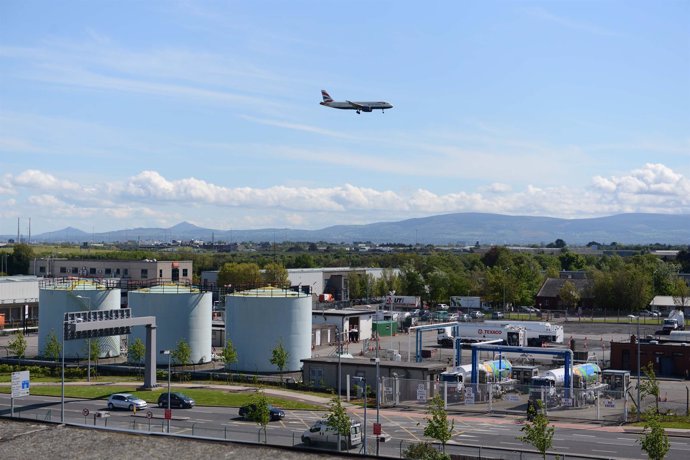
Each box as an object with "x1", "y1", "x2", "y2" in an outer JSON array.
[
  {"x1": 60, "y1": 267, "x2": 67, "y2": 274},
  {"x1": 105, "y1": 268, "x2": 112, "y2": 275},
  {"x1": 159, "y1": 269, "x2": 163, "y2": 278},
  {"x1": 71, "y1": 267, "x2": 78, "y2": 274},
  {"x1": 89, "y1": 268, "x2": 96, "y2": 275},
  {"x1": 141, "y1": 269, "x2": 148, "y2": 279},
  {"x1": 115, "y1": 268, "x2": 120, "y2": 275},
  {"x1": 39, "y1": 266, "x2": 46, "y2": 273},
  {"x1": 182, "y1": 268, "x2": 188, "y2": 277},
  {"x1": 123, "y1": 268, "x2": 129, "y2": 276}
]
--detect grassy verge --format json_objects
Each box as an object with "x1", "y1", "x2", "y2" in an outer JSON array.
[
  {"x1": 632, "y1": 414, "x2": 690, "y2": 429},
  {"x1": 0, "y1": 383, "x2": 323, "y2": 410}
]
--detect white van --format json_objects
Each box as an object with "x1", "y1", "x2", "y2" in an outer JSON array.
[{"x1": 301, "y1": 419, "x2": 362, "y2": 450}]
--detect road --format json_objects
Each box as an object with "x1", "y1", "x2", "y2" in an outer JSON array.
[{"x1": 2, "y1": 394, "x2": 689, "y2": 459}]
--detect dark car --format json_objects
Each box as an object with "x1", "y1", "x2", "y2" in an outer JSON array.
[
  {"x1": 491, "y1": 311, "x2": 505, "y2": 319},
  {"x1": 239, "y1": 404, "x2": 285, "y2": 421},
  {"x1": 157, "y1": 392, "x2": 195, "y2": 409}
]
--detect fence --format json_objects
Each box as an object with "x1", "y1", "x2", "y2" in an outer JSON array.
[{"x1": 380, "y1": 377, "x2": 629, "y2": 423}]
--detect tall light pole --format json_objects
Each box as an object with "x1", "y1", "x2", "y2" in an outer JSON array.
[
  {"x1": 75, "y1": 295, "x2": 92, "y2": 382},
  {"x1": 160, "y1": 349, "x2": 171, "y2": 432},
  {"x1": 353, "y1": 376, "x2": 367, "y2": 456},
  {"x1": 61, "y1": 317, "x2": 66, "y2": 423},
  {"x1": 635, "y1": 316, "x2": 641, "y2": 421},
  {"x1": 502, "y1": 267, "x2": 510, "y2": 312}
]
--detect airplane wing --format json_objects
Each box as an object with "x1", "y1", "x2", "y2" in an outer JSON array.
[{"x1": 346, "y1": 100, "x2": 370, "y2": 111}]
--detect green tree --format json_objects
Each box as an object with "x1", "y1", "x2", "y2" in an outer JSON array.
[
  {"x1": 270, "y1": 340, "x2": 289, "y2": 384},
  {"x1": 518, "y1": 400, "x2": 555, "y2": 460},
  {"x1": 559, "y1": 280, "x2": 581, "y2": 312},
  {"x1": 247, "y1": 390, "x2": 271, "y2": 443},
  {"x1": 423, "y1": 394, "x2": 454, "y2": 453},
  {"x1": 638, "y1": 409, "x2": 670, "y2": 460},
  {"x1": 217, "y1": 262, "x2": 262, "y2": 289},
  {"x1": 42, "y1": 330, "x2": 61, "y2": 364},
  {"x1": 128, "y1": 337, "x2": 146, "y2": 376},
  {"x1": 262, "y1": 261, "x2": 289, "y2": 287},
  {"x1": 638, "y1": 362, "x2": 661, "y2": 414},
  {"x1": 172, "y1": 338, "x2": 192, "y2": 368},
  {"x1": 86, "y1": 339, "x2": 101, "y2": 380},
  {"x1": 403, "y1": 442, "x2": 450, "y2": 460},
  {"x1": 221, "y1": 338, "x2": 238, "y2": 371},
  {"x1": 7, "y1": 243, "x2": 33, "y2": 275},
  {"x1": 8, "y1": 330, "x2": 28, "y2": 364},
  {"x1": 325, "y1": 397, "x2": 352, "y2": 451}
]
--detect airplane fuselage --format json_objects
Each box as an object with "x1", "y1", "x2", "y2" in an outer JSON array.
[{"x1": 320, "y1": 101, "x2": 393, "y2": 112}]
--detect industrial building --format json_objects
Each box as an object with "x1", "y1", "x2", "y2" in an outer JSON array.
[
  {"x1": 30, "y1": 258, "x2": 193, "y2": 285},
  {"x1": 226, "y1": 287, "x2": 311, "y2": 373},
  {"x1": 0, "y1": 275, "x2": 39, "y2": 328},
  {"x1": 128, "y1": 285, "x2": 212, "y2": 365},
  {"x1": 610, "y1": 338, "x2": 690, "y2": 379}
]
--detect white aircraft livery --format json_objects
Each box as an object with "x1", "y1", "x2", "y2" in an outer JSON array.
[{"x1": 320, "y1": 90, "x2": 393, "y2": 114}]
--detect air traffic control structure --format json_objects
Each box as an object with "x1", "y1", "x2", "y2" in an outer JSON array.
[{"x1": 63, "y1": 308, "x2": 158, "y2": 388}]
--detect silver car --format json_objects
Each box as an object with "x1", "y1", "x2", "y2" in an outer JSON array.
[{"x1": 107, "y1": 393, "x2": 148, "y2": 411}]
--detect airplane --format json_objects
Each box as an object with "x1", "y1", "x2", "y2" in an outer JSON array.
[{"x1": 320, "y1": 89, "x2": 393, "y2": 114}]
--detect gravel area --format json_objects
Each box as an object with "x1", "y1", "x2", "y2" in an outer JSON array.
[{"x1": 0, "y1": 419, "x2": 346, "y2": 460}]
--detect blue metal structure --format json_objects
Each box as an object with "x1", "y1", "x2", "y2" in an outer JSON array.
[
  {"x1": 411, "y1": 322, "x2": 460, "y2": 362},
  {"x1": 470, "y1": 344, "x2": 574, "y2": 396}
]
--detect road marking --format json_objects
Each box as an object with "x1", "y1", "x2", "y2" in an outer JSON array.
[
  {"x1": 499, "y1": 442, "x2": 523, "y2": 447},
  {"x1": 592, "y1": 450, "x2": 617, "y2": 454},
  {"x1": 573, "y1": 434, "x2": 596, "y2": 438}
]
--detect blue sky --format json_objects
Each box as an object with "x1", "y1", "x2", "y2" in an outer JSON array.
[{"x1": 1, "y1": 1, "x2": 689, "y2": 236}]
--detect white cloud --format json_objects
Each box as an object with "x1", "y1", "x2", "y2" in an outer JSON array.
[{"x1": 6, "y1": 163, "x2": 690, "y2": 233}]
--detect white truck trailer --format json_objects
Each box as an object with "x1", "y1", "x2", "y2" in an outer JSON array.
[
  {"x1": 437, "y1": 324, "x2": 526, "y2": 348},
  {"x1": 484, "y1": 320, "x2": 564, "y2": 346}
]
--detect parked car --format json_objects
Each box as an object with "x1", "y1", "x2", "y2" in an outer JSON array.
[
  {"x1": 157, "y1": 392, "x2": 195, "y2": 409},
  {"x1": 448, "y1": 313, "x2": 459, "y2": 321},
  {"x1": 639, "y1": 310, "x2": 659, "y2": 317},
  {"x1": 107, "y1": 393, "x2": 148, "y2": 411},
  {"x1": 459, "y1": 313, "x2": 471, "y2": 322},
  {"x1": 420, "y1": 311, "x2": 432, "y2": 321},
  {"x1": 470, "y1": 311, "x2": 485, "y2": 319},
  {"x1": 301, "y1": 419, "x2": 362, "y2": 450},
  {"x1": 437, "y1": 303, "x2": 450, "y2": 311},
  {"x1": 239, "y1": 403, "x2": 285, "y2": 421},
  {"x1": 519, "y1": 306, "x2": 537, "y2": 313},
  {"x1": 491, "y1": 311, "x2": 505, "y2": 319}
]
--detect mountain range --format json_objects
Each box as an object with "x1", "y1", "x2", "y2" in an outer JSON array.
[{"x1": 5, "y1": 213, "x2": 690, "y2": 246}]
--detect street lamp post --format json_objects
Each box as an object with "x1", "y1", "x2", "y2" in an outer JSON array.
[
  {"x1": 353, "y1": 376, "x2": 367, "y2": 456},
  {"x1": 636, "y1": 316, "x2": 641, "y2": 421},
  {"x1": 61, "y1": 317, "x2": 66, "y2": 423},
  {"x1": 160, "y1": 349, "x2": 171, "y2": 432},
  {"x1": 75, "y1": 295, "x2": 92, "y2": 382},
  {"x1": 629, "y1": 314, "x2": 641, "y2": 420}
]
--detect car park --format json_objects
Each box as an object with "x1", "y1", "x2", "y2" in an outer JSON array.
[
  {"x1": 239, "y1": 403, "x2": 285, "y2": 421},
  {"x1": 157, "y1": 392, "x2": 195, "y2": 409},
  {"x1": 107, "y1": 393, "x2": 148, "y2": 411}
]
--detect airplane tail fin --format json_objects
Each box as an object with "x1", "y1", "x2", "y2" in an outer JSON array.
[{"x1": 321, "y1": 90, "x2": 333, "y2": 103}]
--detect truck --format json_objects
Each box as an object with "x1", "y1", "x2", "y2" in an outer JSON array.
[
  {"x1": 440, "y1": 359, "x2": 513, "y2": 391},
  {"x1": 661, "y1": 309, "x2": 685, "y2": 334},
  {"x1": 484, "y1": 320, "x2": 564, "y2": 346},
  {"x1": 437, "y1": 324, "x2": 526, "y2": 348},
  {"x1": 301, "y1": 419, "x2": 362, "y2": 450},
  {"x1": 529, "y1": 363, "x2": 602, "y2": 406}
]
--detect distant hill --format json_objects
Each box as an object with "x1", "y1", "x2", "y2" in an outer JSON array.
[{"x1": 6, "y1": 213, "x2": 690, "y2": 245}]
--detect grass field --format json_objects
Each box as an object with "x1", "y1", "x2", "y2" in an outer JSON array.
[{"x1": 0, "y1": 381, "x2": 324, "y2": 410}]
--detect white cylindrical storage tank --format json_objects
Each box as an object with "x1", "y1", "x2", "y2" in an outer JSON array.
[
  {"x1": 129, "y1": 285, "x2": 212, "y2": 365},
  {"x1": 226, "y1": 287, "x2": 311, "y2": 373},
  {"x1": 38, "y1": 281, "x2": 122, "y2": 359}
]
